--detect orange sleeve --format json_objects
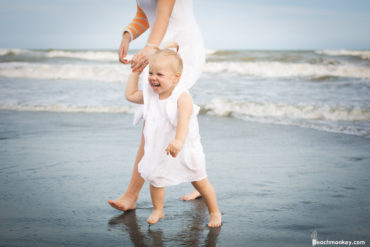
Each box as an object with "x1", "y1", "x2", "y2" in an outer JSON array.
[{"x1": 124, "y1": 3, "x2": 150, "y2": 40}]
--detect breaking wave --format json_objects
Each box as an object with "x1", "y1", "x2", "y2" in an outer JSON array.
[
  {"x1": 0, "y1": 62, "x2": 130, "y2": 82},
  {"x1": 0, "y1": 49, "x2": 121, "y2": 62},
  {"x1": 0, "y1": 104, "x2": 136, "y2": 113},
  {"x1": 315, "y1": 50, "x2": 370, "y2": 60},
  {"x1": 2, "y1": 98, "x2": 369, "y2": 122},
  {"x1": 1, "y1": 61, "x2": 369, "y2": 82},
  {"x1": 203, "y1": 98, "x2": 370, "y2": 121},
  {"x1": 1, "y1": 98, "x2": 369, "y2": 138},
  {"x1": 203, "y1": 61, "x2": 370, "y2": 80}
]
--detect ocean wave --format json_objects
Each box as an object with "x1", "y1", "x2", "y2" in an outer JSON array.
[
  {"x1": 316, "y1": 50, "x2": 370, "y2": 60},
  {"x1": 1, "y1": 100, "x2": 369, "y2": 137},
  {"x1": 0, "y1": 48, "x2": 216, "y2": 62},
  {"x1": 0, "y1": 49, "x2": 121, "y2": 62},
  {"x1": 210, "y1": 50, "x2": 239, "y2": 56},
  {"x1": 203, "y1": 98, "x2": 370, "y2": 121},
  {"x1": 205, "y1": 49, "x2": 218, "y2": 56},
  {"x1": 2, "y1": 61, "x2": 370, "y2": 82},
  {"x1": 0, "y1": 104, "x2": 136, "y2": 113},
  {"x1": 44, "y1": 50, "x2": 119, "y2": 61},
  {"x1": 203, "y1": 61, "x2": 370, "y2": 80},
  {"x1": 0, "y1": 49, "x2": 29, "y2": 56},
  {"x1": 0, "y1": 62, "x2": 130, "y2": 82},
  {"x1": 3, "y1": 99, "x2": 368, "y2": 121}
]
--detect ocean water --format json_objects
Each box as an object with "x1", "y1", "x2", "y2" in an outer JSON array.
[{"x1": 1, "y1": 48, "x2": 370, "y2": 137}]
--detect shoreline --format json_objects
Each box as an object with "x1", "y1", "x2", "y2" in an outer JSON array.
[{"x1": 0, "y1": 107, "x2": 369, "y2": 140}]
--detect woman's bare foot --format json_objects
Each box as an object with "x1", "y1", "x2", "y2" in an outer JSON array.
[
  {"x1": 146, "y1": 210, "x2": 164, "y2": 224},
  {"x1": 208, "y1": 212, "x2": 222, "y2": 228},
  {"x1": 181, "y1": 189, "x2": 201, "y2": 201},
  {"x1": 108, "y1": 193, "x2": 137, "y2": 212}
]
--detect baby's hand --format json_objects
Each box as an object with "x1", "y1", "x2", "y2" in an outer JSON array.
[
  {"x1": 165, "y1": 139, "x2": 184, "y2": 158},
  {"x1": 131, "y1": 46, "x2": 155, "y2": 72}
]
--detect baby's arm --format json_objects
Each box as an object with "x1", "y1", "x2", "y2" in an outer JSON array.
[
  {"x1": 125, "y1": 71, "x2": 144, "y2": 104},
  {"x1": 166, "y1": 92, "x2": 193, "y2": 158}
]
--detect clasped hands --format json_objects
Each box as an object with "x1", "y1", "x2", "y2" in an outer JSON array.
[{"x1": 122, "y1": 46, "x2": 156, "y2": 73}]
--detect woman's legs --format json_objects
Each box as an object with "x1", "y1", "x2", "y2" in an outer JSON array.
[
  {"x1": 108, "y1": 122, "x2": 201, "y2": 212},
  {"x1": 108, "y1": 128, "x2": 145, "y2": 211},
  {"x1": 192, "y1": 178, "x2": 222, "y2": 227},
  {"x1": 147, "y1": 185, "x2": 165, "y2": 224}
]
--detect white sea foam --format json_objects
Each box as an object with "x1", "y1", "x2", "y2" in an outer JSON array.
[
  {"x1": 1, "y1": 100, "x2": 369, "y2": 138},
  {"x1": 2, "y1": 60, "x2": 369, "y2": 82},
  {"x1": 44, "y1": 50, "x2": 119, "y2": 61},
  {"x1": 5, "y1": 98, "x2": 369, "y2": 122},
  {"x1": 0, "y1": 62, "x2": 130, "y2": 82},
  {"x1": 204, "y1": 98, "x2": 370, "y2": 121},
  {"x1": 239, "y1": 114, "x2": 370, "y2": 138},
  {"x1": 316, "y1": 50, "x2": 370, "y2": 60},
  {"x1": 205, "y1": 49, "x2": 218, "y2": 56},
  {"x1": 203, "y1": 61, "x2": 370, "y2": 79},
  {"x1": 0, "y1": 49, "x2": 122, "y2": 62},
  {"x1": 0, "y1": 48, "x2": 217, "y2": 61},
  {"x1": 203, "y1": 98, "x2": 370, "y2": 137},
  {"x1": 0, "y1": 104, "x2": 136, "y2": 113},
  {"x1": 1, "y1": 99, "x2": 369, "y2": 137}
]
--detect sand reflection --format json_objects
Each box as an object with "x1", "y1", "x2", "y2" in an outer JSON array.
[{"x1": 108, "y1": 199, "x2": 221, "y2": 247}]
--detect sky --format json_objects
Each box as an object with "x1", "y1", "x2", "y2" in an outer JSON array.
[{"x1": 0, "y1": 0, "x2": 370, "y2": 50}]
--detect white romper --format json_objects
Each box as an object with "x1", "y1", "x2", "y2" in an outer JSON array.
[{"x1": 138, "y1": 85, "x2": 207, "y2": 187}]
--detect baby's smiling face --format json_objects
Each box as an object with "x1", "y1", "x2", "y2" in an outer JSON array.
[{"x1": 148, "y1": 59, "x2": 180, "y2": 99}]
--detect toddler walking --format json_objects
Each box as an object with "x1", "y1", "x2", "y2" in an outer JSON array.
[{"x1": 125, "y1": 43, "x2": 221, "y2": 228}]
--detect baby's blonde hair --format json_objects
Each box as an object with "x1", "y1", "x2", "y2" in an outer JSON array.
[{"x1": 149, "y1": 42, "x2": 183, "y2": 73}]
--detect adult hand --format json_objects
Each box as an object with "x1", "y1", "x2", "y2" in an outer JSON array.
[
  {"x1": 131, "y1": 46, "x2": 157, "y2": 72},
  {"x1": 119, "y1": 32, "x2": 131, "y2": 64}
]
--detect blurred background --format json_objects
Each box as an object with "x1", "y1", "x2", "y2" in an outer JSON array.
[
  {"x1": 1, "y1": 0, "x2": 370, "y2": 50},
  {"x1": 1, "y1": 0, "x2": 370, "y2": 137}
]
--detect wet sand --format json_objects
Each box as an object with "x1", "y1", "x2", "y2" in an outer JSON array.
[{"x1": 0, "y1": 110, "x2": 369, "y2": 246}]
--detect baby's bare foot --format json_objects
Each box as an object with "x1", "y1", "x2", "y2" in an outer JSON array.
[
  {"x1": 181, "y1": 190, "x2": 201, "y2": 201},
  {"x1": 208, "y1": 212, "x2": 222, "y2": 228},
  {"x1": 146, "y1": 210, "x2": 164, "y2": 225},
  {"x1": 108, "y1": 194, "x2": 137, "y2": 212}
]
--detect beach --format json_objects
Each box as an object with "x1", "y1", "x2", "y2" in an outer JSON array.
[
  {"x1": 1, "y1": 110, "x2": 369, "y2": 246},
  {"x1": 1, "y1": 48, "x2": 370, "y2": 246}
]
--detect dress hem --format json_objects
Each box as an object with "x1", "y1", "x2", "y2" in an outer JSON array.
[{"x1": 139, "y1": 172, "x2": 207, "y2": 188}]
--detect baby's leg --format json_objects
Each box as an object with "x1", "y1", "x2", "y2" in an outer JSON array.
[
  {"x1": 147, "y1": 185, "x2": 165, "y2": 224},
  {"x1": 192, "y1": 178, "x2": 222, "y2": 228}
]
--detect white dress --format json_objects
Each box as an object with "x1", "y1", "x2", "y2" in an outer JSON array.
[
  {"x1": 133, "y1": 0, "x2": 205, "y2": 125},
  {"x1": 138, "y1": 85, "x2": 207, "y2": 187}
]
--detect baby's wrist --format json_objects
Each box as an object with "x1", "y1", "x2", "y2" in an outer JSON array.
[
  {"x1": 131, "y1": 70, "x2": 141, "y2": 76},
  {"x1": 145, "y1": 43, "x2": 158, "y2": 49},
  {"x1": 143, "y1": 45, "x2": 157, "y2": 54},
  {"x1": 174, "y1": 138, "x2": 185, "y2": 145}
]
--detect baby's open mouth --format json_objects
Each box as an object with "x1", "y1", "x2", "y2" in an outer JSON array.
[{"x1": 151, "y1": 82, "x2": 160, "y2": 88}]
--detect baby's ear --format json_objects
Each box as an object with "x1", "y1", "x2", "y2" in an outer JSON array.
[{"x1": 174, "y1": 72, "x2": 181, "y2": 83}]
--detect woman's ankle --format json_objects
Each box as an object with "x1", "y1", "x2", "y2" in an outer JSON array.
[{"x1": 122, "y1": 191, "x2": 139, "y2": 201}]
